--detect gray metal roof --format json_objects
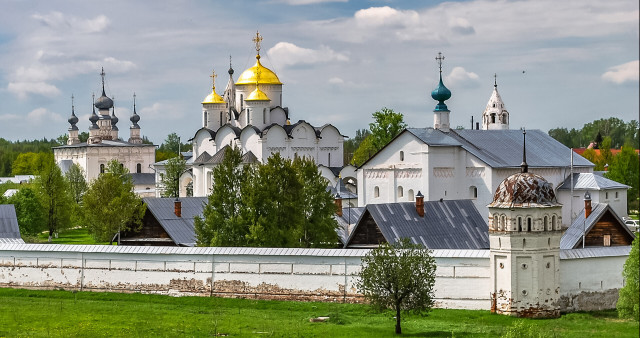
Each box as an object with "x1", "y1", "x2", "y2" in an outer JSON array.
[
  {"x1": 406, "y1": 128, "x2": 463, "y2": 147},
  {"x1": 346, "y1": 200, "x2": 489, "y2": 249},
  {"x1": 142, "y1": 197, "x2": 208, "y2": 246},
  {"x1": 129, "y1": 173, "x2": 156, "y2": 185},
  {"x1": 557, "y1": 173, "x2": 630, "y2": 191},
  {"x1": 560, "y1": 246, "x2": 631, "y2": 259},
  {"x1": 192, "y1": 151, "x2": 211, "y2": 164},
  {"x1": 0, "y1": 205, "x2": 21, "y2": 240},
  {"x1": 560, "y1": 202, "x2": 635, "y2": 249},
  {"x1": 327, "y1": 179, "x2": 358, "y2": 200},
  {"x1": 449, "y1": 129, "x2": 593, "y2": 168},
  {"x1": 53, "y1": 139, "x2": 155, "y2": 149},
  {"x1": 335, "y1": 207, "x2": 365, "y2": 243}
]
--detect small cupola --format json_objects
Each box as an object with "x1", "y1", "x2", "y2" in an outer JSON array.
[{"x1": 584, "y1": 191, "x2": 592, "y2": 218}]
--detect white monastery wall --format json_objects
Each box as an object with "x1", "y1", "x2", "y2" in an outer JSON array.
[{"x1": 0, "y1": 245, "x2": 627, "y2": 312}]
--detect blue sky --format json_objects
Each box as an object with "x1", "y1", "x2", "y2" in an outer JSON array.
[{"x1": 0, "y1": 0, "x2": 637, "y2": 145}]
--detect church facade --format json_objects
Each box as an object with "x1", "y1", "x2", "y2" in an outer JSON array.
[
  {"x1": 187, "y1": 32, "x2": 344, "y2": 197},
  {"x1": 356, "y1": 55, "x2": 595, "y2": 224},
  {"x1": 54, "y1": 69, "x2": 155, "y2": 187}
]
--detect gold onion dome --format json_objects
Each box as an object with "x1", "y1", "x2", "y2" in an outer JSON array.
[
  {"x1": 245, "y1": 86, "x2": 270, "y2": 101},
  {"x1": 236, "y1": 55, "x2": 282, "y2": 85},
  {"x1": 202, "y1": 69, "x2": 226, "y2": 104}
]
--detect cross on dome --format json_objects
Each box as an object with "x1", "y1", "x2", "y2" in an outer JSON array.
[
  {"x1": 100, "y1": 67, "x2": 106, "y2": 91},
  {"x1": 435, "y1": 52, "x2": 445, "y2": 73},
  {"x1": 253, "y1": 31, "x2": 263, "y2": 55},
  {"x1": 494, "y1": 73, "x2": 497, "y2": 87},
  {"x1": 210, "y1": 69, "x2": 217, "y2": 90}
]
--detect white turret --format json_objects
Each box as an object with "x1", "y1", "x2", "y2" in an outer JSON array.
[{"x1": 482, "y1": 75, "x2": 509, "y2": 130}]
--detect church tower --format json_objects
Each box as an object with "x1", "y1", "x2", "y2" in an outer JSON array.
[
  {"x1": 488, "y1": 130, "x2": 562, "y2": 318},
  {"x1": 94, "y1": 68, "x2": 115, "y2": 140},
  {"x1": 431, "y1": 52, "x2": 451, "y2": 131},
  {"x1": 67, "y1": 95, "x2": 80, "y2": 145},
  {"x1": 128, "y1": 93, "x2": 143, "y2": 144},
  {"x1": 482, "y1": 74, "x2": 509, "y2": 130},
  {"x1": 201, "y1": 69, "x2": 227, "y2": 131}
]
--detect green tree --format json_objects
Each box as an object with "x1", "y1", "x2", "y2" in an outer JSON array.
[
  {"x1": 343, "y1": 129, "x2": 371, "y2": 165},
  {"x1": 194, "y1": 146, "x2": 247, "y2": 246},
  {"x1": 352, "y1": 108, "x2": 406, "y2": 166},
  {"x1": 580, "y1": 148, "x2": 599, "y2": 165},
  {"x1": 34, "y1": 156, "x2": 72, "y2": 241},
  {"x1": 82, "y1": 160, "x2": 145, "y2": 243},
  {"x1": 65, "y1": 163, "x2": 88, "y2": 228},
  {"x1": 6, "y1": 187, "x2": 47, "y2": 237},
  {"x1": 11, "y1": 152, "x2": 52, "y2": 175},
  {"x1": 617, "y1": 236, "x2": 639, "y2": 320},
  {"x1": 598, "y1": 136, "x2": 613, "y2": 170},
  {"x1": 357, "y1": 239, "x2": 436, "y2": 335},
  {"x1": 78, "y1": 132, "x2": 89, "y2": 143},
  {"x1": 293, "y1": 157, "x2": 339, "y2": 247},
  {"x1": 159, "y1": 157, "x2": 187, "y2": 198},
  {"x1": 605, "y1": 145, "x2": 640, "y2": 210}
]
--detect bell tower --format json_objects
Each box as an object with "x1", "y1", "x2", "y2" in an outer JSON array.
[{"x1": 488, "y1": 130, "x2": 563, "y2": 318}]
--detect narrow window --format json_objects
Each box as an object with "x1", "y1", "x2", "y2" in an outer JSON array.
[
  {"x1": 263, "y1": 108, "x2": 267, "y2": 124},
  {"x1": 100, "y1": 164, "x2": 105, "y2": 174},
  {"x1": 527, "y1": 217, "x2": 532, "y2": 232},
  {"x1": 408, "y1": 189, "x2": 414, "y2": 201},
  {"x1": 136, "y1": 163, "x2": 141, "y2": 173},
  {"x1": 220, "y1": 111, "x2": 223, "y2": 127},
  {"x1": 328, "y1": 153, "x2": 331, "y2": 166},
  {"x1": 240, "y1": 94, "x2": 243, "y2": 110},
  {"x1": 247, "y1": 109, "x2": 251, "y2": 124},
  {"x1": 604, "y1": 234, "x2": 611, "y2": 247},
  {"x1": 204, "y1": 111, "x2": 208, "y2": 127},
  {"x1": 400, "y1": 151, "x2": 404, "y2": 161},
  {"x1": 552, "y1": 215, "x2": 557, "y2": 230},
  {"x1": 492, "y1": 103, "x2": 496, "y2": 108},
  {"x1": 518, "y1": 217, "x2": 523, "y2": 231},
  {"x1": 470, "y1": 186, "x2": 478, "y2": 199},
  {"x1": 374, "y1": 186, "x2": 380, "y2": 198},
  {"x1": 397, "y1": 186, "x2": 403, "y2": 198},
  {"x1": 491, "y1": 113, "x2": 496, "y2": 123},
  {"x1": 544, "y1": 216, "x2": 549, "y2": 231},
  {"x1": 615, "y1": 191, "x2": 619, "y2": 199},
  {"x1": 605, "y1": 192, "x2": 609, "y2": 199}
]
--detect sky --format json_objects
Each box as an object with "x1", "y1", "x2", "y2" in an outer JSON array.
[{"x1": 0, "y1": 0, "x2": 638, "y2": 145}]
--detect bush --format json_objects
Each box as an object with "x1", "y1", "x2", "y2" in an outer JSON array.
[{"x1": 617, "y1": 236, "x2": 639, "y2": 320}]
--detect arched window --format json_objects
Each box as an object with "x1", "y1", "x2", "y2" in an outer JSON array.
[
  {"x1": 240, "y1": 94, "x2": 243, "y2": 110},
  {"x1": 470, "y1": 186, "x2": 478, "y2": 199},
  {"x1": 502, "y1": 114, "x2": 507, "y2": 124},
  {"x1": 328, "y1": 153, "x2": 331, "y2": 166},
  {"x1": 220, "y1": 111, "x2": 223, "y2": 126},
  {"x1": 204, "y1": 111, "x2": 208, "y2": 127},
  {"x1": 493, "y1": 213, "x2": 499, "y2": 230},
  {"x1": 100, "y1": 164, "x2": 105, "y2": 174},
  {"x1": 527, "y1": 217, "x2": 532, "y2": 232},
  {"x1": 263, "y1": 108, "x2": 267, "y2": 124},
  {"x1": 400, "y1": 151, "x2": 404, "y2": 161},
  {"x1": 247, "y1": 109, "x2": 251, "y2": 124},
  {"x1": 491, "y1": 113, "x2": 496, "y2": 123},
  {"x1": 408, "y1": 189, "x2": 414, "y2": 201},
  {"x1": 374, "y1": 186, "x2": 380, "y2": 198},
  {"x1": 552, "y1": 215, "x2": 557, "y2": 230},
  {"x1": 397, "y1": 186, "x2": 404, "y2": 198},
  {"x1": 501, "y1": 215, "x2": 506, "y2": 231},
  {"x1": 518, "y1": 217, "x2": 523, "y2": 231},
  {"x1": 492, "y1": 103, "x2": 496, "y2": 108},
  {"x1": 544, "y1": 216, "x2": 549, "y2": 231},
  {"x1": 136, "y1": 163, "x2": 141, "y2": 173}
]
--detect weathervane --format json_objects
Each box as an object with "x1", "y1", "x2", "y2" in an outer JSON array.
[
  {"x1": 435, "y1": 52, "x2": 445, "y2": 74},
  {"x1": 253, "y1": 30, "x2": 263, "y2": 55}
]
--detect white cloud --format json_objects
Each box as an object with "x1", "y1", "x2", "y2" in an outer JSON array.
[
  {"x1": 328, "y1": 77, "x2": 344, "y2": 84},
  {"x1": 26, "y1": 108, "x2": 63, "y2": 124},
  {"x1": 7, "y1": 81, "x2": 61, "y2": 99},
  {"x1": 445, "y1": 67, "x2": 480, "y2": 87},
  {"x1": 32, "y1": 11, "x2": 110, "y2": 33},
  {"x1": 140, "y1": 102, "x2": 185, "y2": 120},
  {"x1": 354, "y1": 6, "x2": 420, "y2": 28},
  {"x1": 0, "y1": 114, "x2": 21, "y2": 121},
  {"x1": 267, "y1": 42, "x2": 348, "y2": 67},
  {"x1": 602, "y1": 60, "x2": 639, "y2": 84}
]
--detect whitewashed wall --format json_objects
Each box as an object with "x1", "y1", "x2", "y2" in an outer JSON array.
[{"x1": 0, "y1": 245, "x2": 628, "y2": 312}]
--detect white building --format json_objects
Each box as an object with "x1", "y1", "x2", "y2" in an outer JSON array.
[
  {"x1": 184, "y1": 32, "x2": 344, "y2": 197},
  {"x1": 356, "y1": 55, "x2": 595, "y2": 224},
  {"x1": 54, "y1": 69, "x2": 156, "y2": 191}
]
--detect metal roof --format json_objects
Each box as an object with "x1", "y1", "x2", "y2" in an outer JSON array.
[
  {"x1": 0, "y1": 204, "x2": 21, "y2": 240},
  {"x1": 129, "y1": 173, "x2": 156, "y2": 185},
  {"x1": 560, "y1": 246, "x2": 631, "y2": 259},
  {"x1": 142, "y1": 197, "x2": 208, "y2": 246},
  {"x1": 406, "y1": 128, "x2": 463, "y2": 147},
  {"x1": 192, "y1": 151, "x2": 211, "y2": 164},
  {"x1": 346, "y1": 200, "x2": 490, "y2": 249},
  {"x1": 557, "y1": 173, "x2": 630, "y2": 191},
  {"x1": 335, "y1": 207, "x2": 365, "y2": 243},
  {"x1": 53, "y1": 140, "x2": 155, "y2": 149},
  {"x1": 560, "y1": 202, "x2": 635, "y2": 249}
]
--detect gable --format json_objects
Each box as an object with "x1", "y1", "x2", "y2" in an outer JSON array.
[
  {"x1": 582, "y1": 210, "x2": 634, "y2": 248},
  {"x1": 345, "y1": 210, "x2": 386, "y2": 247}
]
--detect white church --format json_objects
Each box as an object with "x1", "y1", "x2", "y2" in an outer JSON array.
[
  {"x1": 355, "y1": 53, "x2": 629, "y2": 225},
  {"x1": 54, "y1": 69, "x2": 156, "y2": 196},
  {"x1": 159, "y1": 32, "x2": 345, "y2": 197}
]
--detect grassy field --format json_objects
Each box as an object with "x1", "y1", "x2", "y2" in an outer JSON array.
[
  {"x1": 0, "y1": 289, "x2": 637, "y2": 337},
  {"x1": 32, "y1": 227, "x2": 109, "y2": 245}
]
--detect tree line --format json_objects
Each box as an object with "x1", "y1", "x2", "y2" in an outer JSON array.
[
  {"x1": 548, "y1": 117, "x2": 639, "y2": 149},
  {"x1": 194, "y1": 146, "x2": 338, "y2": 248}
]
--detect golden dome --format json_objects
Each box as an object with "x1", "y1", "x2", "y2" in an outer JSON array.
[
  {"x1": 236, "y1": 56, "x2": 282, "y2": 85},
  {"x1": 202, "y1": 89, "x2": 225, "y2": 104},
  {"x1": 245, "y1": 86, "x2": 271, "y2": 101}
]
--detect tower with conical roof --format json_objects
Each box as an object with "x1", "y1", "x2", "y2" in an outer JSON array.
[
  {"x1": 223, "y1": 56, "x2": 236, "y2": 114},
  {"x1": 202, "y1": 69, "x2": 227, "y2": 130},
  {"x1": 482, "y1": 74, "x2": 509, "y2": 130},
  {"x1": 431, "y1": 52, "x2": 452, "y2": 131},
  {"x1": 488, "y1": 130, "x2": 562, "y2": 318}
]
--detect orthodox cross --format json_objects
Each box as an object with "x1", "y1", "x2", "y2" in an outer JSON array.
[
  {"x1": 100, "y1": 67, "x2": 106, "y2": 91},
  {"x1": 133, "y1": 92, "x2": 137, "y2": 110},
  {"x1": 71, "y1": 94, "x2": 75, "y2": 110},
  {"x1": 435, "y1": 52, "x2": 445, "y2": 73},
  {"x1": 253, "y1": 31, "x2": 263, "y2": 55},
  {"x1": 210, "y1": 69, "x2": 217, "y2": 90}
]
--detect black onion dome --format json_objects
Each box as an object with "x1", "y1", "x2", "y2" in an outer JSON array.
[
  {"x1": 111, "y1": 111, "x2": 119, "y2": 126},
  {"x1": 95, "y1": 89, "x2": 113, "y2": 110},
  {"x1": 68, "y1": 112, "x2": 79, "y2": 127},
  {"x1": 489, "y1": 172, "x2": 559, "y2": 207},
  {"x1": 130, "y1": 112, "x2": 140, "y2": 125}
]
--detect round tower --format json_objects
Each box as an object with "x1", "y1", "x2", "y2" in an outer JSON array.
[
  {"x1": 202, "y1": 69, "x2": 227, "y2": 131},
  {"x1": 488, "y1": 130, "x2": 562, "y2": 318},
  {"x1": 431, "y1": 52, "x2": 451, "y2": 131}
]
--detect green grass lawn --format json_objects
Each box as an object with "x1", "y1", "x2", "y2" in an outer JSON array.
[
  {"x1": 33, "y1": 227, "x2": 109, "y2": 245},
  {"x1": 0, "y1": 289, "x2": 637, "y2": 337}
]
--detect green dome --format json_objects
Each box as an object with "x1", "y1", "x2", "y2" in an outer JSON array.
[{"x1": 431, "y1": 75, "x2": 451, "y2": 112}]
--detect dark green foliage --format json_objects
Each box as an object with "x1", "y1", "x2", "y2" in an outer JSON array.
[
  {"x1": 6, "y1": 187, "x2": 47, "y2": 236},
  {"x1": 196, "y1": 147, "x2": 338, "y2": 248},
  {"x1": 159, "y1": 157, "x2": 187, "y2": 198},
  {"x1": 605, "y1": 145, "x2": 640, "y2": 210},
  {"x1": 82, "y1": 159, "x2": 145, "y2": 242},
  {"x1": 0, "y1": 137, "x2": 59, "y2": 176},
  {"x1": 156, "y1": 132, "x2": 192, "y2": 161},
  {"x1": 11, "y1": 152, "x2": 53, "y2": 175},
  {"x1": 64, "y1": 163, "x2": 87, "y2": 228},
  {"x1": 351, "y1": 108, "x2": 406, "y2": 166},
  {"x1": 617, "y1": 236, "x2": 639, "y2": 320},
  {"x1": 357, "y1": 238, "x2": 437, "y2": 334},
  {"x1": 33, "y1": 156, "x2": 73, "y2": 241},
  {"x1": 548, "y1": 118, "x2": 639, "y2": 149},
  {"x1": 343, "y1": 128, "x2": 370, "y2": 165}
]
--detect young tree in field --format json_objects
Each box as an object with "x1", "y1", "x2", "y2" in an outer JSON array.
[
  {"x1": 159, "y1": 156, "x2": 187, "y2": 198},
  {"x1": 6, "y1": 188, "x2": 47, "y2": 237},
  {"x1": 82, "y1": 160, "x2": 145, "y2": 243},
  {"x1": 617, "y1": 236, "x2": 639, "y2": 320},
  {"x1": 34, "y1": 156, "x2": 72, "y2": 241},
  {"x1": 357, "y1": 239, "x2": 436, "y2": 335},
  {"x1": 293, "y1": 157, "x2": 338, "y2": 247},
  {"x1": 194, "y1": 146, "x2": 247, "y2": 246}
]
